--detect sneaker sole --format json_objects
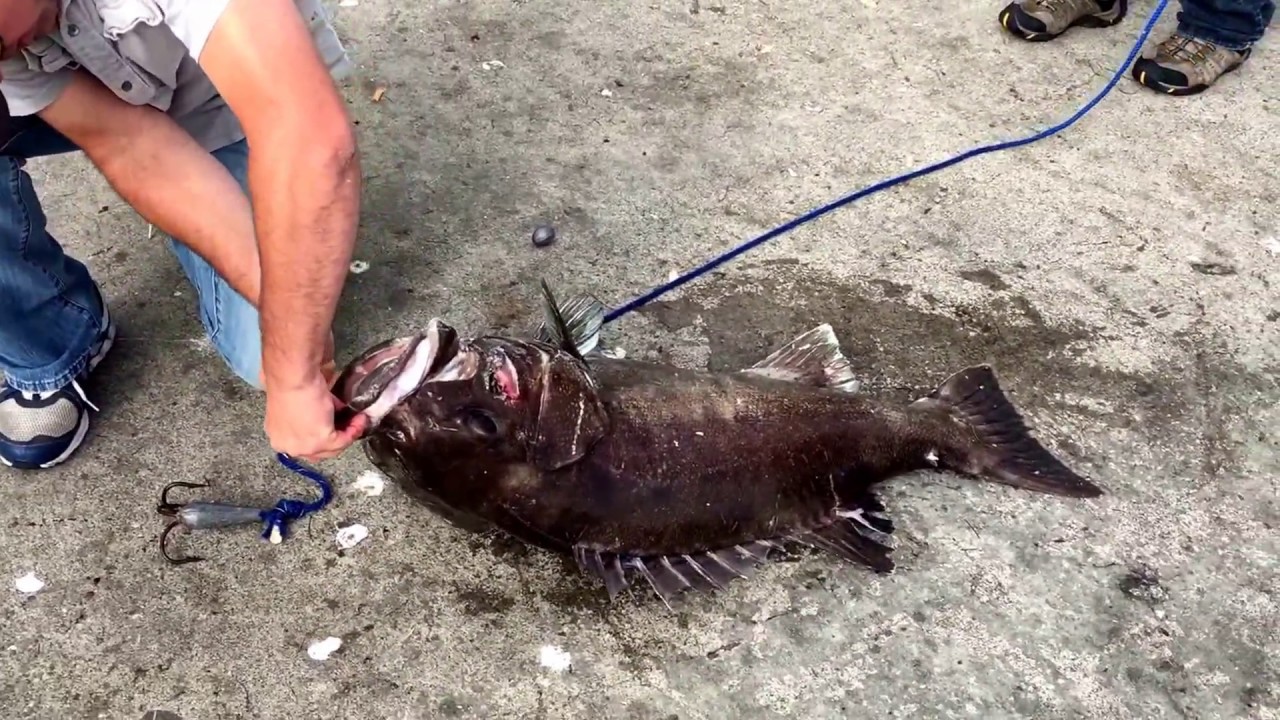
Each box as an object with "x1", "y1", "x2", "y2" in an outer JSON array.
[
  {"x1": 1130, "y1": 51, "x2": 1248, "y2": 95},
  {"x1": 999, "y1": 1, "x2": 1127, "y2": 42},
  {"x1": 0, "y1": 411, "x2": 91, "y2": 469}
]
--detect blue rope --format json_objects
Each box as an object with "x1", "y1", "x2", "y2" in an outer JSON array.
[
  {"x1": 260, "y1": 452, "x2": 335, "y2": 542},
  {"x1": 602, "y1": 0, "x2": 1170, "y2": 324}
]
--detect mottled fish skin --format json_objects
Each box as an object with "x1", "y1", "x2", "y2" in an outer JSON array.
[{"x1": 349, "y1": 285, "x2": 1104, "y2": 608}]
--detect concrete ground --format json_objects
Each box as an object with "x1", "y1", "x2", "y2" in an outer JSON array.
[{"x1": 3, "y1": 1, "x2": 1278, "y2": 718}]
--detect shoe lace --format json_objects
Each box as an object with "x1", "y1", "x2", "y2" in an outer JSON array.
[
  {"x1": 1034, "y1": 0, "x2": 1090, "y2": 11},
  {"x1": 1160, "y1": 34, "x2": 1215, "y2": 63},
  {"x1": 68, "y1": 378, "x2": 100, "y2": 412},
  {"x1": 16, "y1": 378, "x2": 100, "y2": 412}
]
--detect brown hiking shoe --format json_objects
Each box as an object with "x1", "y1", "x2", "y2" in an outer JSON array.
[
  {"x1": 998, "y1": 0, "x2": 1127, "y2": 41},
  {"x1": 1131, "y1": 33, "x2": 1251, "y2": 95}
]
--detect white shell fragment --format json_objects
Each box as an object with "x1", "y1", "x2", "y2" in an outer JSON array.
[
  {"x1": 307, "y1": 636, "x2": 343, "y2": 661},
  {"x1": 481, "y1": 60, "x2": 506, "y2": 71},
  {"x1": 336, "y1": 524, "x2": 370, "y2": 549},
  {"x1": 348, "y1": 260, "x2": 370, "y2": 274},
  {"x1": 600, "y1": 347, "x2": 626, "y2": 359},
  {"x1": 538, "y1": 645, "x2": 573, "y2": 673},
  {"x1": 338, "y1": 0, "x2": 358, "y2": 6},
  {"x1": 351, "y1": 470, "x2": 386, "y2": 497},
  {"x1": 14, "y1": 572, "x2": 44, "y2": 594}
]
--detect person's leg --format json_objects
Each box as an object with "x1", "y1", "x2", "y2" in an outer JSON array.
[
  {"x1": 163, "y1": 137, "x2": 264, "y2": 391},
  {"x1": 1131, "y1": 0, "x2": 1274, "y2": 94},
  {"x1": 0, "y1": 119, "x2": 118, "y2": 469},
  {"x1": 999, "y1": 0, "x2": 1128, "y2": 41},
  {"x1": 1178, "y1": 0, "x2": 1274, "y2": 48}
]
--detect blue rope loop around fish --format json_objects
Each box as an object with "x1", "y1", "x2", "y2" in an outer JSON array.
[
  {"x1": 266, "y1": 452, "x2": 335, "y2": 540},
  {"x1": 601, "y1": 0, "x2": 1170, "y2": 324},
  {"x1": 166, "y1": 0, "x2": 1168, "y2": 562}
]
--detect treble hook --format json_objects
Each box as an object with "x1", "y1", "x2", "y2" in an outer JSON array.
[{"x1": 156, "y1": 481, "x2": 271, "y2": 565}]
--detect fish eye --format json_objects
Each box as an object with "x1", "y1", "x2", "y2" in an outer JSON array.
[{"x1": 460, "y1": 407, "x2": 499, "y2": 437}]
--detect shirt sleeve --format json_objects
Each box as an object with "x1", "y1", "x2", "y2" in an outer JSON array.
[
  {"x1": 149, "y1": 0, "x2": 235, "y2": 61},
  {"x1": 0, "y1": 59, "x2": 73, "y2": 117},
  {"x1": 111, "y1": 0, "x2": 350, "y2": 74}
]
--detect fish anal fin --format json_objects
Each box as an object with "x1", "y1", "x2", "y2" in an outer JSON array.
[
  {"x1": 741, "y1": 323, "x2": 860, "y2": 392},
  {"x1": 796, "y1": 523, "x2": 895, "y2": 574},
  {"x1": 792, "y1": 489, "x2": 897, "y2": 573}
]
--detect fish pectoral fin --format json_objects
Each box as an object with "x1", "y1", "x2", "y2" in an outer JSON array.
[
  {"x1": 534, "y1": 280, "x2": 605, "y2": 358},
  {"x1": 740, "y1": 323, "x2": 860, "y2": 392},
  {"x1": 792, "y1": 490, "x2": 897, "y2": 573}
]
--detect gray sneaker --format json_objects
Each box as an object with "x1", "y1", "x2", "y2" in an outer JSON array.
[
  {"x1": 0, "y1": 301, "x2": 117, "y2": 470},
  {"x1": 999, "y1": 0, "x2": 1127, "y2": 41},
  {"x1": 1131, "y1": 32, "x2": 1251, "y2": 95}
]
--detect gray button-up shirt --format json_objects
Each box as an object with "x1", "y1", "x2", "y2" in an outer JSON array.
[{"x1": 0, "y1": 0, "x2": 353, "y2": 152}]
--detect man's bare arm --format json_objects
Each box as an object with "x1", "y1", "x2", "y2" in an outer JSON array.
[
  {"x1": 198, "y1": 0, "x2": 360, "y2": 393},
  {"x1": 36, "y1": 71, "x2": 262, "y2": 306}
]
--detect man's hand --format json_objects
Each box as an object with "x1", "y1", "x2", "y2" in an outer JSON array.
[
  {"x1": 200, "y1": 0, "x2": 362, "y2": 458},
  {"x1": 257, "y1": 329, "x2": 365, "y2": 461},
  {"x1": 264, "y1": 373, "x2": 368, "y2": 461}
]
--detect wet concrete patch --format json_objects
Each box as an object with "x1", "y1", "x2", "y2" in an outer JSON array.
[{"x1": 637, "y1": 261, "x2": 1272, "y2": 488}]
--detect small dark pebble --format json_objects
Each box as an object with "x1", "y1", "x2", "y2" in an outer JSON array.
[
  {"x1": 531, "y1": 225, "x2": 557, "y2": 247},
  {"x1": 1118, "y1": 563, "x2": 1169, "y2": 604}
]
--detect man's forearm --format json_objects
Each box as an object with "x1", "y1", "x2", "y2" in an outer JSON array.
[
  {"x1": 52, "y1": 97, "x2": 263, "y2": 307},
  {"x1": 251, "y1": 123, "x2": 360, "y2": 391}
]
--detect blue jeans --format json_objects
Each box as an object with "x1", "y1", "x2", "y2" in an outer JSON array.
[
  {"x1": 0, "y1": 118, "x2": 262, "y2": 393},
  {"x1": 1179, "y1": 0, "x2": 1275, "y2": 49}
]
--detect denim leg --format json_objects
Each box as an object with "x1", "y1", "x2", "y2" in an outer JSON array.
[
  {"x1": 164, "y1": 138, "x2": 264, "y2": 390},
  {"x1": 0, "y1": 120, "x2": 109, "y2": 393},
  {"x1": 1177, "y1": 0, "x2": 1275, "y2": 49}
]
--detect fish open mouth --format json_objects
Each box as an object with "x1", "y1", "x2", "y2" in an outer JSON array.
[{"x1": 334, "y1": 319, "x2": 461, "y2": 425}]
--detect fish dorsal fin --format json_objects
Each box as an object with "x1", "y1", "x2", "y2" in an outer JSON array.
[
  {"x1": 741, "y1": 323, "x2": 860, "y2": 392},
  {"x1": 535, "y1": 280, "x2": 604, "y2": 358}
]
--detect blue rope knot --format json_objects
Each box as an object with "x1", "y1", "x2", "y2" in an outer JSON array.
[{"x1": 259, "y1": 452, "x2": 335, "y2": 543}]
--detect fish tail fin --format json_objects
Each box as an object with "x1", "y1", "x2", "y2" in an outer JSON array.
[{"x1": 915, "y1": 365, "x2": 1104, "y2": 498}]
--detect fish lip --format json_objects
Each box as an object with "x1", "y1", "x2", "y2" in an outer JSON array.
[{"x1": 335, "y1": 319, "x2": 460, "y2": 422}]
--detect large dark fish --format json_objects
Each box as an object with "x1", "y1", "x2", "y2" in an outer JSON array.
[{"x1": 333, "y1": 283, "x2": 1104, "y2": 606}]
